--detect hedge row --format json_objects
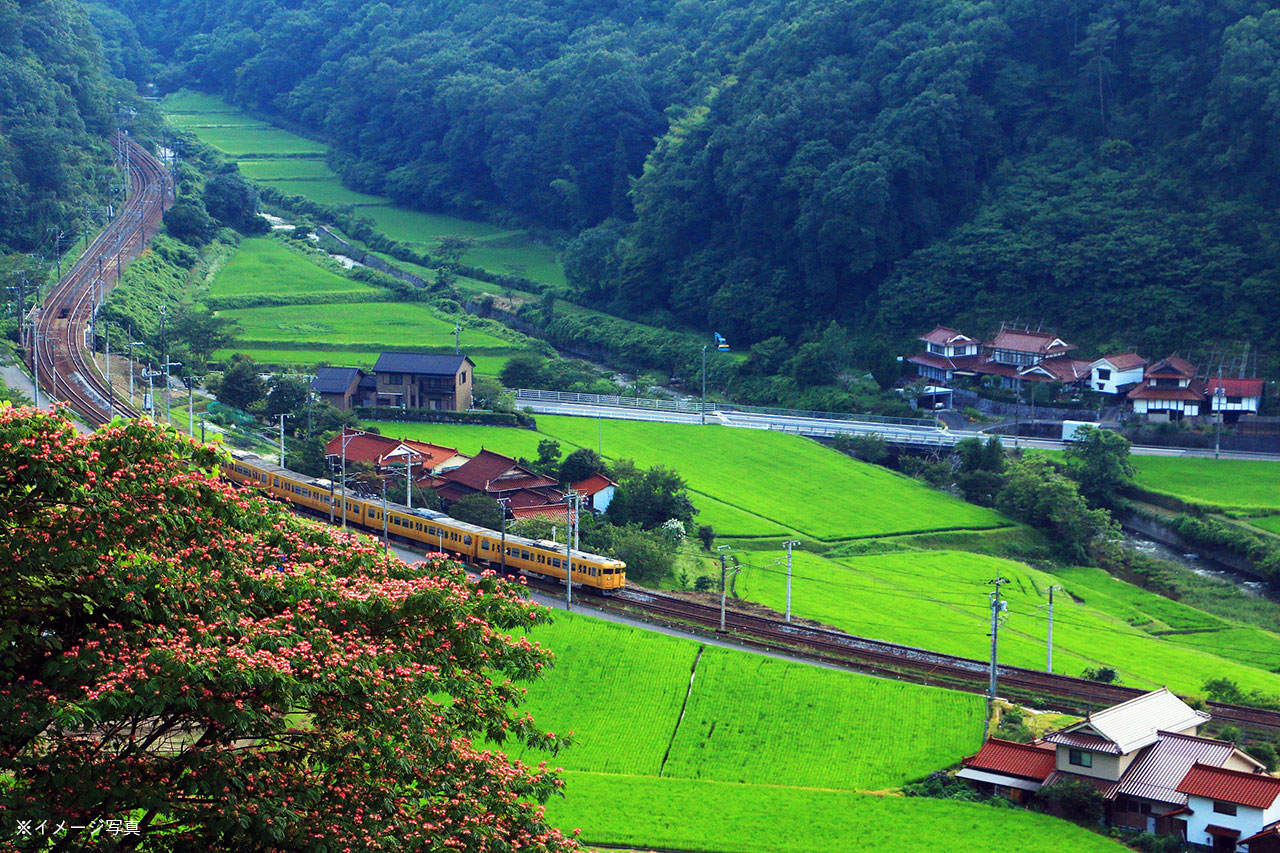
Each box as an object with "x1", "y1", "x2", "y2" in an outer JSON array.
[
  {"x1": 1159, "y1": 512, "x2": 1280, "y2": 582},
  {"x1": 353, "y1": 406, "x2": 535, "y2": 429}
]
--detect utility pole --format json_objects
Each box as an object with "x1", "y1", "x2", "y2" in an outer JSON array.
[
  {"x1": 565, "y1": 492, "x2": 577, "y2": 611},
  {"x1": 498, "y1": 496, "x2": 509, "y2": 575},
  {"x1": 163, "y1": 360, "x2": 182, "y2": 425},
  {"x1": 127, "y1": 338, "x2": 143, "y2": 405},
  {"x1": 1214, "y1": 365, "x2": 1225, "y2": 459},
  {"x1": 701, "y1": 344, "x2": 707, "y2": 425},
  {"x1": 717, "y1": 544, "x2": 732, "y2": 632},
  {"x1": 381, "y1": 478, "x2": 389, "y2": 554},
  {"x1": 454, "y1": 323, "x2": 460, "y2": 355},
  {"x1": 406, "y1": 454, "x2": 414, "y2": 510},
  {"x1": 144, "y1": 362, "x2": 154, "y2": 418},
  {"x1": 187, "y1": 377, "x2": 194, "y2": 435},
  {"x1": 784, "y1": 539, "x2": 800, "y2": 623},
  {"x1": 986, "y1": 576, "x2": 1009, "y2": 737},
  {"x1": 341, "y1": 428, "x2": 349, "y2": 531},
  {"x1": 277, "y1": 413, "x2": 288, "y2": 467},
  {"x1": 1044, "y1": 585, "x2": 1062, "y2": 673},
  {"x1": 104, "y1": 327, "x2": 113, "y2": 418}
]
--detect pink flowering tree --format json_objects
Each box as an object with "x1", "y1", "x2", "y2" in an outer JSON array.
[{"x1": 0, "y1": 408, "x2": 580, "y2": 852}]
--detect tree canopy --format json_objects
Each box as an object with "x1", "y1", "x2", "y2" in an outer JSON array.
[{"x1": 0, "y1": 408, "x2": 580, "y2": 852}]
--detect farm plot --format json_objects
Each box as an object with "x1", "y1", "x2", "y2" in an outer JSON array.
[
  {"x1": 534, "y1": 416, "x2": 1008, "y2": 542},
  {"x1": 205, "y1": 238, "x2": 380, "y2": 302},
  {"x1": 236, "y1": 159, "x2": 337, "y2": 181},
  {"x1": 550, "y1": 772, "x2": 1129, "y2": 853},
  {"x1": 662, "y1": 646, "x2": 983, "y2": 790},
  {"x1": 1249, "y1": 514, "x2": 1280, "y2": 535},
  {"x1": 732, "y1": 548, "x2": 1280, "y2": 696},
  {"x1": 185, "y1": 125, "x2": 328, "y2": 158},
  {"x1": 267, "y1": 178, "x2": 386, "y2": 208},
  {"x1": 1130, "y1": 456, "x2": 1280, "y2": 511},
  {"x1": 510, "y1": 613, "x2": 983, "y2": 790},
  {"x1": 218, "y1": 350, "x2": 512, "y2": 376},
  {"x1": 217, "y1": 302, "x2": 519, "y2": 351}
]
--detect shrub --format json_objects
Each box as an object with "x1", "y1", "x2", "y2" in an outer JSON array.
[{"x1": 1032, "y1": 778, "x2": 1105, "y2": 824}]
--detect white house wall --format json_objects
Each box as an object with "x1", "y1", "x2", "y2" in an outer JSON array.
[{"x1": 1183, "y1": 795, "x2": 1280, "y2": 850}]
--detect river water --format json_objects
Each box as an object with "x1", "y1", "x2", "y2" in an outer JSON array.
[{"x1": 1120, "y1": 531, "x2": 1280, "y2": 602}]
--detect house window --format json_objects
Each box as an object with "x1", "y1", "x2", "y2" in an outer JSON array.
[
  {"x1": 1096, "y1": 368, "x2": 1111, "y2": 381},
  {"x1": 1213, "y1": 801, "x2": 1237, "y2": 816},
  {"x1": 459, "y1": 371, "x2": 467, "y2": 384},
  {"x1": 1068, "y1": 749, "x2": 1092, "y2": 768},
  {"x1": 388, "y1": 374, "x2": 403, "y2": 385},
  {"x1": 1227, "y1": 395, "x2": 1242, "y2": 404},
  {"x1": 928, "y1": 343, "x2": 946, "y2": 355}
]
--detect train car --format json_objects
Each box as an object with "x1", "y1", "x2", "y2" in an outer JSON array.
[{"x1": 223, "y1": 450, "x2": 626, "y2": 593}]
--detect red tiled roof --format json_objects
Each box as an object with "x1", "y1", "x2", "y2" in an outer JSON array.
[
  {"x1": 986, "y1": 328, "x2": 1076, "y2": 355},
  {"x1": 442, "y1": 449, "x2": 558, "y2": 493},
  {"x1": 1147, "y1": 355, "x2": 1197, "y2": 378},
  {"x1": 1207, "y1": 377, "x2": 1264, "y2": 397},
  {"x1": 506, "y1": 487, "x2": 566, "y2": 510},
  {"x1": 1177, "y1": 763, "x2": 1280, "y2": 809},
  {"x1": 919, "y1": 326, "x2": 976, "y2": 346},
  {"x1": 1097, "y1": 352, "x2": 1148, "y2": 371},
  {"x1": 962, "y1": 738, "x2": 1057, "y2": 782},
  {"x1": 573, "y1": 473, "x2": 616, "y2": 496},
  {"x1": 1128, "y1": 383, "x2": 1206, "y2": 402},
  {"x1": 511, "y1": 505, "x2": 575, "y2": 521},
  {"x1": 909, "y1": 352, "x2": 984, "y2": 372},
  {"x1": 324, "y1": 430, "x2": 462, "y2": 471}
]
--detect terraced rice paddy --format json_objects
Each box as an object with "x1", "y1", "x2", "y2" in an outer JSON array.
[
  {"x1": 731, "y1": 547, "x2": 1280, "y2": 696},
  {"x1": 367, "y1": 416, "x2": 1007, "y2": 542},
  {"x1": 549, "y1": 773, "x2": 1128, "y2": 853},
  {"x1": 218, "y1": 301, "x2": 518, "y2": 350},
  {"x1": 209, "y1": 348, "x2": 512, "y2": 376},
  {"x1": 205, "y1": 238, "x2": 380, "y2": 302},
  {"x1": 511, "y1": 614, "x2": 1121, "y2": 853},
  {"x1": 1129, "y1": 455, "x2": 1280, "y2": 510}
]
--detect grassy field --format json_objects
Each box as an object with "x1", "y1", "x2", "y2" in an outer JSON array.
[
  {"x1": 187, "y1": 125, "x2": 328, "y2": 157},
  {"x1": 218, "y1": 301, "x2": 518, "y2": 350},
  {"x1": 1130, "y1": 456, "x2": 1280, "y2": 510},
  {"x1": 268, "y1": 178, "x2": 387, "y2": 208},
  {"x1": 512, "y1": 613, "x2": 983, "y2": 790},
  {"x1": 550, "y1": 773, "x2": 1128, "y2": 853},
  {"x1": 206, "y1": 238, "x2": 379, "y2": 301},
  {"x1": 214, "y1": 348, "x2": 512, "y2": 377},
  {"x1": 236, "y1": 159, "x2": 337, "y2": 180},
  {"x1": 363, "y1": 416, "x2": 1006, "y2": 542},
  {"x1": 1248, "y1": 514, "x2": 1280, "y2": 534},
  {"x1": 731, "y1": 547, "x2": 1280, "y2": 696}
]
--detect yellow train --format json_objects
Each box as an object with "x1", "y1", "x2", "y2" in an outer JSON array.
[{"x1": 222, "y1": 450, "x2": 627, "y2": 594}]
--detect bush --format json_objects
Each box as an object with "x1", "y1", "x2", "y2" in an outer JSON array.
[
  {"x1": 1032, "y1": 778, "x2": 1105, "y2": 824},
  {"x1": 697, "y1": 524, "x2": 715, "y2": 550}
]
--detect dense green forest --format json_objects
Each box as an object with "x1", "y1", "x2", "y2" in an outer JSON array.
[
  {"x1": 0, "y1": 0, "x2": 127, "y2": 256},
  {"x1": 93, "y1": 0, "x2": 1280, "y2": 371}
]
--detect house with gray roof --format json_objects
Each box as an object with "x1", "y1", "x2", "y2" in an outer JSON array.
[
  {"x1": 370, "y1": 353, "x2": 475, "y2": 411},
  {"x1": 311, "y1": 367, "x2": 371, "y2": 411}
]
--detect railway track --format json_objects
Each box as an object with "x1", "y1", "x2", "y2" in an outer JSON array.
[
  {"x1": 28, "y1": 133, "x2": 170, "y2": 427},
  {"x1": 598, "y1": 587, "x2": 1280, "y2": 734}
]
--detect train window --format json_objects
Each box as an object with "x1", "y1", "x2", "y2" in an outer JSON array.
[
  {"x1": 552, "y1": 558, "x2": 561, "y2": 568},
  {"x1": 603, "y1": 568, "x2": 613, "y2": 574},
  {"x1": 591, "y1": 568, "x2": 597, "y2": 577},
  {"x1": 428, "y1": 526, "x2": 436, "y2": 536},
  {"x1": 521, "y1": 550, "x2": 530, "y2": 560},
  {"x1": 463, "y1": 535, "x2": 472, "y2": 545},
  {"x1": 480, "y1": 541, "x2": 489, "y2": 551},
  {"x1": 273, "y1": 478, "x2": 280, "y2": 488},
  {"x1": 416, "y1": 523, "x2": 423, "y2": 532}
]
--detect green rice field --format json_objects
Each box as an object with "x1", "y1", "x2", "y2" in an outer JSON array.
[
  {"x1": 1248, "y1": 514, "x2": 1280, "y2": 534},
  {"x1": 550, "y1": 773, "x2": 1127, "y2": 853},
  {"x1": 365, "y1": 416, "x2": 1008, "y2": 542},
  {"x1": 731, "y1": 547, "x2": 1280, "y2": 696},
  {"x1": 189, "y1": 125, "x2": 328, "y2": 157},
  {"x1": 1130, "y1": 455, "x2": 1280, "y2": 510},
  {"x1": 514, "y1": 614, "x2": 1119, "y2": 853},
  {"x1": 206, "y1": 238, "x2": 379, "y2": 301},
  {"x1": 267, "y1": 178, "x2": 387, "y2": 208},
  {"x1": 236, "y1": 159, "x2": 337, "y2": 180},
  {"x1": 217, "y1": 301, "x2": 518, "y2": 351},
  {"x1": 513, "y1": 613, "x2": 983, "y2": 791}
]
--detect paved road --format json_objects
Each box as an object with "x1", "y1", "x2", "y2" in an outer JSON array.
[{"x1": 520, "y1": 399, "x2": 1280, "y2": 461}]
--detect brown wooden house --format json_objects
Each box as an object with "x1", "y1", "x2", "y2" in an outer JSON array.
[{"x1": 371, "y1": 353, "x2": 474, "y2": 411}]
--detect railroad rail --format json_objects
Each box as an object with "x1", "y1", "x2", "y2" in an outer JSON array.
[
  {"x1": 27, "y1": 133, "x2": 170, "y2": 427},
  {"x1": 596, "y1": 587, "x2": 1280, "y2": 734}
]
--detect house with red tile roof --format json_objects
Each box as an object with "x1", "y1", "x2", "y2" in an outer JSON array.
[
  {"x1": 909, "y1": 326, "x2": 984, "y2": 384},
  {"x1": 959, "y1": 689, "x2": 1272, "y2": 844},
  {"x1": 324, "y1": 429, "x2": 469, "y2": 483},
  {"x1": 1177, "y1": 763, "x2": 1280, "y2": 851},
  {"x1": 433, "y1": 449, "x2": 565, "y2": 515},
  {"x1": 1128, "y1": 356, "x2": 1207, "y2": 421},
  {"x1": 1207, "y1": 377, "x2": 1267, "y2": 424},
  {"x1": 573, "y1": 473, "x2": 617, "y2": 514},
  {"x1": 908, "y1": 323, "x2": 1094, "y2": 392},
  {"x1": 1088, "y1": 353, "x2": 1148, "y2": 395}
]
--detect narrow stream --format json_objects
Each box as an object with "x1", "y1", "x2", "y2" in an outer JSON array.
[{"x1": 1120, "y1": 531, "x2": 1280, "y2": 602}]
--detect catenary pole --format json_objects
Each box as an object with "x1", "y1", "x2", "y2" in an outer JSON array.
[
  {"x1": 784, "y1": 539, "x2": 800, "y2": 623},
  {"x1": 717, "y1": 544, "x2": 732, "y2": 631},
  {"x1": 1046, "y1": 585, "x2": 1062, "y2": 673},
  {"x1": 701, "y1": 345, "x2": 707, "y2": 425},
  {"x1": 985, "y1": 576, "x2": 1008, "y2": 737}
]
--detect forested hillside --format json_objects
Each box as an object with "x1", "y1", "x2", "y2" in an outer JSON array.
[
  {"x1": 100, "y1": 0, "x2": 1280, "y2": 366},
  {"x1": 0, "y1": 0, "x2": 124, "y2": 254}
]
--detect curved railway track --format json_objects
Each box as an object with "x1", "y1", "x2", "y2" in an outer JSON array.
[
  {"x1": 601, "y1": 587, "x2": 1280, "y2": 733},
  {"x1": 28, "y1": 133, "x2": 169, "y2": 427}
]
